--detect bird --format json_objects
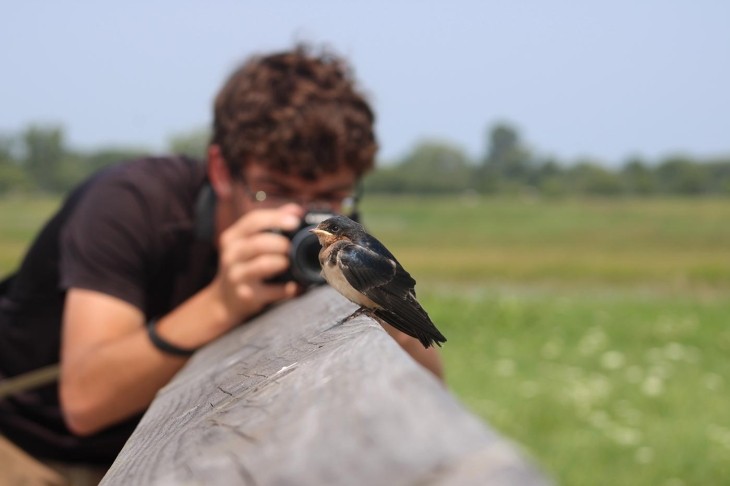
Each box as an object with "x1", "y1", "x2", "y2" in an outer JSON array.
[{"x1": 310, "y1": 215, "x2": 446, "y2": 348}]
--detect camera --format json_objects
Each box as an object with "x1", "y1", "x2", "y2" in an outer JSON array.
[{"x1": 268, "y1": 211, "x2": 347, "y2": 286}]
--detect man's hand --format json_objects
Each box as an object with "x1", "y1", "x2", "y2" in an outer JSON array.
[
  {"x1": 60, "y1": 204, "x2": 306, "y2": 436},
  {"x1": 211, "y1": 203, "x2": 304, "y2": 329}
]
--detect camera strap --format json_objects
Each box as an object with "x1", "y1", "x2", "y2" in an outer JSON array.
[
  {"x1": 194, "y1": 182, "x2": 216, "y2": 243},
  {"x1": 0, "y1": 364, "x2": 60, "y2": 400}
]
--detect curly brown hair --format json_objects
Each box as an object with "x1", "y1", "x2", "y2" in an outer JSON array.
[{"x1": 212, "y1": 45, "x2": 377, "y2": 181}]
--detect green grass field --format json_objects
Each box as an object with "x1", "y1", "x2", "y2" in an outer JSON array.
[{"x1": 2, "y1": 195, "x2": 729, "y2": 484}]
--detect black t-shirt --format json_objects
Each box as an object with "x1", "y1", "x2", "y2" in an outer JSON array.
[{"x1": 0, "y1": 156, "x2": 217, "y2": 464}]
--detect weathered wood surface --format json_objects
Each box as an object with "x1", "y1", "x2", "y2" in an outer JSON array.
[{"x1": 102, "y1": 286, "x2": 549, "y2": 486}]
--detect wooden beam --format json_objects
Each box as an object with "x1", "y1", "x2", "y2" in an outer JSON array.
[{"x1": 101, "y1": 286, "x2": 548, "y2": 485}]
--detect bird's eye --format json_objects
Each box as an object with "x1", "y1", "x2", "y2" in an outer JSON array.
[{"x1": 330, "y1": 224, "x2": 340, "y2": 233}]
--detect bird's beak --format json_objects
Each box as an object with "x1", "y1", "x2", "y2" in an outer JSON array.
[{"x1": 310, "y1": 228, "x2": 333, "y2": 238}]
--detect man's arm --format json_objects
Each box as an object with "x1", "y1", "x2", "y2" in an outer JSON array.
[
  {"x1": 60, "y1": 288, "x2": 215, "y2": 435},
  {"x1": 59, "y1": 206, "x2": 302, "y2": 436}
]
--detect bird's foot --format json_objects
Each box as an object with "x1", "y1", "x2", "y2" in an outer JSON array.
[{"x1": 326, "y1": 307, "x2": 368, "y2": 331}]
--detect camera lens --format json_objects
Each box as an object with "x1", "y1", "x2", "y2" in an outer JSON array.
[{"x1": 288, "y1": 226, "x2": 325, "y2": 286}]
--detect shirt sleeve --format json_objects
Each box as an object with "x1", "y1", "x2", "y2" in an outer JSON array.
[{"x1": 59, "y1": 173, "x2": 157, "y2": 312}]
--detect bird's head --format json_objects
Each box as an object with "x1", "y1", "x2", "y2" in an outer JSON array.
[{"x1": 310, "y1": 215, "x2": 362, "y2": 247}]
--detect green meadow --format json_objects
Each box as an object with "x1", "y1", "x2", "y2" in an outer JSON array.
[
  {"x1": 2, "y1": 195, "x2": 729, "y2": 485},
  {"x1": 362, "y1": 196, "x2": 730, "y2": 485}
]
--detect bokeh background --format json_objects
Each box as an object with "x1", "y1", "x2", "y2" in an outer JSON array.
[{"x1": 2, "y1": 2, "x2": 729, "y2": 484}]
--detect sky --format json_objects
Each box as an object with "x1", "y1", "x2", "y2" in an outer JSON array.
[{"x1": 1, "y1": 1, "x2": 729, "y2": 166}]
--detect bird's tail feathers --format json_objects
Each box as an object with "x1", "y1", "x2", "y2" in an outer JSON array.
[{"x1": 374, "y1": 308, "x2": 447, "y2": 349}]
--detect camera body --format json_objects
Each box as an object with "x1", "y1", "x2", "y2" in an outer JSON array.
[{"x1": 269, "y1": 211, "x2": 346, "y2": 286}]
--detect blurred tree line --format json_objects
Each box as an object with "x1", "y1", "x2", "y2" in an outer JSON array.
[
  {"x1": 1, "y1": 123, "x2": 729, "y2": 196},
  {"x1": 0, "y1": 125, "x2": 209, "y2": 195},
  {"x1": 367, "y1": 124, "x2": 730, "y2": 197}
]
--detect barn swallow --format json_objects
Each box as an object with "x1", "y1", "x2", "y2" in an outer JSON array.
[{"x1": 310, "y1": 215, "x2": 446, "y2": 348}]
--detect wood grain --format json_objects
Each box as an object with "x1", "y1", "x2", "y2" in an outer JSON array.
[{"x1": 101, "y1": 286, "x2": 549, "y2": 485}]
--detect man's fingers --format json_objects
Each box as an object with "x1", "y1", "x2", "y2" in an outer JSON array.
[
  {"x1": 220, "y1": 233, "x2": 291, "y2": 267},
  {"x1": 214, "y1": 204, "x2": 305, "y2": 319},
  {"x1": 250, "y1": 281, "x2": 299, "y2": 305},
  {"x1": 222, "y1": 204, "x2": 303, "y2": 244},
  {"x1": 228, "y1": 254, "x2": 290, "y2": 283}
]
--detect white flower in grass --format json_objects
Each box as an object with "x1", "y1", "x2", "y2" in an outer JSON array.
[
  {"x1": 579, "y1": 327, "x2": 608, "y2": 355},
  {"x1": 610, "y1": 426, "x2": 641, "y2": 446},
  {"x1": 649, "y1": 364, "x2": 671, "y2": 379},
  {"x1": 569, "y1": 373, "x2": 612, "y2": 409},
  {"x1": 588, "y1": 410, "x2": 609, "y2": 428},
  {"x1": 635, "y1": 446, "x2": 654, "y2": 464},
  {"x1": 663, "y1": 342, "x2": 686, "y2": 361},
  {"x1": 641, "y1": 375, "x2": 664, "y2": 396},
  {"x1": 541, "y1": 340, "x2": 562, "y2": 359},
  {"x1": 601, "y1": 350, "x2": 625, "y2": 370},
  {"x1": 703, "y1": 373, "x2": 723, "y2": 391},
  {"x1": 707, "y1": 424, "x2": 730, "y2": 449},
  {"x1": 495, "y1": 358, "x2": 515, "y2": 377}
]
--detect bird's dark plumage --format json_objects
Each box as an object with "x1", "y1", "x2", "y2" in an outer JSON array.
[{"x1": 311, "y1": 215, "x2": 446, "y2": 348}]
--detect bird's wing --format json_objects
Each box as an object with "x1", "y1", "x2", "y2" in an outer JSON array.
[
  {"x1": 357, "y1": 232, "x2": 418, "y2": 297},
  {"x1": 358, "y1": 232, "x2": 399, "y2": 263},
  {"x1": 336, "y1": 242, "x2": 403, "y2": 293},
  {"x1": 338, "y1": 243, "x2": 445, "y2": 347}
]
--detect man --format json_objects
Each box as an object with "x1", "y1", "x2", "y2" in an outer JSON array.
[{"x1": 0, "y1": 46, "x2": 443, "y2": 484}]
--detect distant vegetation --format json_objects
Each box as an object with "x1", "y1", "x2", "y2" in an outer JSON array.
[
  {"x1": 367, "y1": 124, "x2": 730, "y2": 197},
  {"x1": 0, "y1": 125, "x2": 209, "y2": 195},
  {"x1": 1, "y1": 122, "x2": 729, "y2": 196}
]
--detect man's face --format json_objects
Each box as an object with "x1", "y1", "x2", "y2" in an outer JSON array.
[{"x1": 232, "y1": 163, "x2": 360, "y2": 217}]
